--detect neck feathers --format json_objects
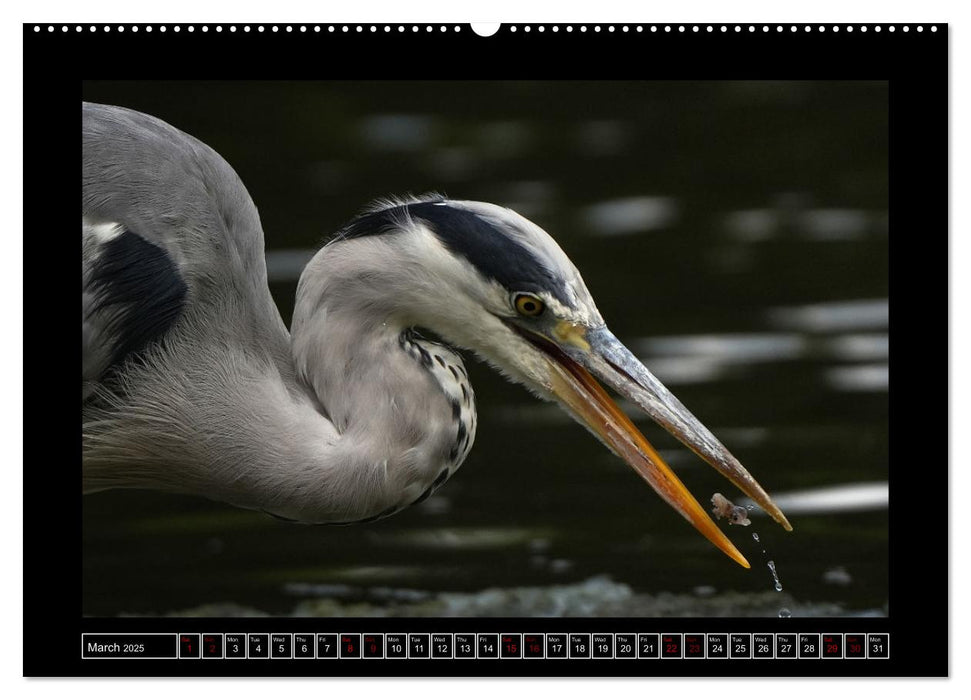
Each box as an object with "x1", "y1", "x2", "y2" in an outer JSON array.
[{"x1": 289, "y1": 250, "x2": 477, "y2": 522}]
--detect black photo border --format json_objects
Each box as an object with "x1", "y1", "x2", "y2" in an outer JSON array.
[{"x1": 23, "y1": 22, "x2": 947, "y2": 677}]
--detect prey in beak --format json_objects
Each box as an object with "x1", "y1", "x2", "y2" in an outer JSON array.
[{"x1": 510, "y1": 319, "x2": 792, "y2": 568}]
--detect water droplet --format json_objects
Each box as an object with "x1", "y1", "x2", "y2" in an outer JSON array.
[
  {"x1": 767, "y1": 560, "x2": 783, "y2": 592},
  {"x1": 778, "y1": 608, "x2": 792, "y2": 618},
  {"x1": 752, "y1": 532, "x2": 760, "y2": 542}
]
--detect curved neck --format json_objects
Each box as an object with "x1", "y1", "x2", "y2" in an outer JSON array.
[{"x1": 271, "y1": 247, "x2": 476, "y2": 523}]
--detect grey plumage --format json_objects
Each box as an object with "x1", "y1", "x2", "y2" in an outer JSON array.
[{"x1": 82, "y1": 102, "x2": 790, "y2": 565}]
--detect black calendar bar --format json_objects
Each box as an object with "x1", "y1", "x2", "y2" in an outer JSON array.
[{"x1": 80, "y1": 632, "x2": 891, "y2": 661}]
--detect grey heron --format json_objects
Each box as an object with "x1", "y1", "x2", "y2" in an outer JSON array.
[{"x1": 82, "y1": 102, "x2": 791, "y2": 569}]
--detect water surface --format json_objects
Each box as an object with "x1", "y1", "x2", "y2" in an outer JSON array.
[{"x1": 82, "y1": 80, "x2": 889, "y2": 617}]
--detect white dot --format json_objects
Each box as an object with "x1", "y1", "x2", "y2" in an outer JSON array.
[
  {"x1": 678, "y1": 25, "x2": 684, "y2": 32},
  {"x1": 608, "y1": 26, "x2": 614, "y2": 32},
  {"x1": 172, "y1": 26, "x2": 178, "y2": 32},
  {"x1": 847, "y1": 26, "x2": 854, "y2": 32},
  {"x1": 75, "y1": 25, "x2": 82, "y2": 32},
  {"x1": 258, "y1": 26, "x2": 264, "y2": 32},
  {"x1": 861, "y1": 26, "x2": 867, "y2": 32},
  {"x1": 791, "y1": 26, "x2": 797, "y2": 32},
  {"x1": 89, "y1": 26, "x2": 96, "y2": 32},
  {"x1": 511, "y1": 26, "x2": 518, "y2": 32},
  {"x1": 567, "y1": 26, "x2": 573, "y2": 32},
  {"x1": 735, "y1": 26, "x2": 741, "y2": 32},
  {"x1": 118, "y1": 26, "x2": 124, "y2": 32},
  {"x1": 244, "y1": 26, "x2": 250, "y2": 32},
  {"x1": 833, "y1": 26, "x2": 840, "y2": 32},
  {"x1": 61, "y1": 25, "x2": 68, "y2": 32},
  {"x1": 707, "y1": 25, "x2": 713, "y2": 32},
  {"x1": 917, "y1": 26, "x2": 923, "y2": 32},
  {"x1": 454, "y1": 26, "x2": 460, "y2": 32},
  {"x1": 554, "y1": 26, "x2": 560, "y2": 32},
  {"x1": 33, "y1": 25, "x2": 38, "y2": 32},
  {"x1": 932, "y1": 26, "x2": 938, "y2": 32},
  {"x1": 777, "y1": 26, "x2": 783, "y2": 32},
  {"x1": 693, "y1": 26, "x2": 699, "y2": 32},
  {"x1": 875, "y1": 26, "x2": 881, "y2": 32},
  {"x1": 623, "y1": 26, "x2": 629, "y2": 32},
  {"x1": 903, "y1": 26, "x2": 909, "y2": 32},
  {"x1": 540, "y1": 26, "x2": 546, "y2": 32},
  {"x1": 665, "y1": 26, "x2": 671, "y2": 32},
  {"x1": 889, "y1": 26, "x2": 895, "y2": 32},
  {"x1": 763, "y1": 25, "x2": 769, "y2": 32},
  {"x1": 383, "y1": 26, "x2": 389, "y2": 32}
]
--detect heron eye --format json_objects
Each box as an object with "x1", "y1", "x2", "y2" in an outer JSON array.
[{"x1": 514, "y1": 294, "x2": 545, "y2": 317}]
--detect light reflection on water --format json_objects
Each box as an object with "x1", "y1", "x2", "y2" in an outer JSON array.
[
  {"x1": 636, "y1": 333, "x2": 806, "y2": 362},
  {"x1": 583, "y1": 196, "x2": 680, "y2": 235},
  {"x1": 359, "y1": 114, "x2": 437, "y2": 152},
  {"x1": 82, "y1": 80, "x2": 889, "y2": 618},
  {"x1": 767, "y1": 299, "x2": 889, "y2": 332},
  {"x1": 825, "y1": 363, "x2": 889, "y2": 391},
  {"x1": 739, "y1": 482, "x2": 889, "y2": 515}
]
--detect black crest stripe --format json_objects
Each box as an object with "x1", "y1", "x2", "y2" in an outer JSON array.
[
  {"x1": 407, "y1": 202, "x2": 570, "y2": 303},
  {"x1": 338, "y1": 200, "x2": 572, "y2": 306}
]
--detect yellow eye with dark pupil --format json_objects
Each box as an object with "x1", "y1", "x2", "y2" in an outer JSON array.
[{"x1": 515, "y1": 294, "x2": 545, "y2": 317}]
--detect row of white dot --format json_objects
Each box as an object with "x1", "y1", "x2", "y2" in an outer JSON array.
[{"x1": 34, "y1": 24, "x2": 939, "y2": 34}]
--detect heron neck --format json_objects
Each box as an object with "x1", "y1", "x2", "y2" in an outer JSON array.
[{"x1": 280, "y1": 301, "x2": 471, "y2": 523}]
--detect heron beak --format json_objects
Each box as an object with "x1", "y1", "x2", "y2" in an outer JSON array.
[{"x1": 517, "y1": 322, "x2": 791, "y2": 568}]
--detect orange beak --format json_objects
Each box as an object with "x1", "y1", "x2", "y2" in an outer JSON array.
[{"x1": 516, "y1": 322, "x2": 791, "y2": 568}]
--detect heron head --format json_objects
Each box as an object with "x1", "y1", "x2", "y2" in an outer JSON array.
[{"x1": 315, "y1": 196, "x2": 791, "y2": 565}]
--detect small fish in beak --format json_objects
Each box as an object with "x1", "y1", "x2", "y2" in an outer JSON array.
[{"x1": 516, "y1": 321, "x2": 791, "y2": 568}]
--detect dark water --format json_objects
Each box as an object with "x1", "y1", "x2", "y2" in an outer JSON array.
[{"x1": 81, "y1": 81, "x2": 889, "y2": 617}]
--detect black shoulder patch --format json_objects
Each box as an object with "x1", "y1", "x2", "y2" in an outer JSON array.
[{"x1": 88, "y1": 229, "x2": 188, "y2": 370}]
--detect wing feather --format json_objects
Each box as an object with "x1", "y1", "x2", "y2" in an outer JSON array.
[{"x1": 82, "y1": 218, "x2": 188, "y2": 400}]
